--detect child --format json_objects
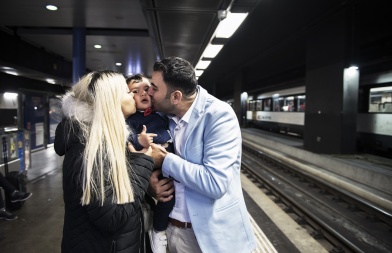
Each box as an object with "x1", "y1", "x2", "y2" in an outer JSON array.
[{"x1": 126, "y1": 74, "x2": 174, "y2": 253}]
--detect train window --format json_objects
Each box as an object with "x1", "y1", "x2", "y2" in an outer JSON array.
[
  {"x1": 246, "y1": 101, "x2": 250, "y2": 111},
  {"x1": 369, "y1": 86, "x2": 392, "y2": 112},
  {"x1": 297, "y1": 95, "x2": 306, "y2": 112},
  {"x1": 272, "y1": 97, "x2": 279, "y2": 111},
  {"x1": 282, "y1": 96, "x2": 295, "y2": 111},
  {"x1": 273, "y1": 97, "x2": 285, "y2": 111},
  {"x1": 264, "y1": 98, "x2": 271, "y2": 111},
  {"x1": 256, "y1": 100, "x2": 262, "y2": 111},
  {"x1": 247, "y1": 100, "x2": 254, "y2": 111}
]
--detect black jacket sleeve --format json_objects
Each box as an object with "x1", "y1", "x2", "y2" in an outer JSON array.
[
  {"x1": 84, "y1": 152, "x2": 153, "y2": 233},
  {"x1": 54, "y1": 119, "x2": 67, "y2": 156},
  {"x1": 54, "y1": 119, "x2": 83, "y2": 157},
  {"x1": 127, "y1": 152, "x2": 154, "y2": 202}
]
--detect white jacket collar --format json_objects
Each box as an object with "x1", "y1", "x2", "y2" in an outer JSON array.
[{"x1": 61, "y1": 92, "x2": 93, "y2": 122}]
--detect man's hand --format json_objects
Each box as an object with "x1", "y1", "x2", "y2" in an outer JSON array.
[
  {"x1": 128, "y1": 142, "x2": 152, "y2": 156},
  {"x1": 148, "y1": 170, "x2": 174, "y2": 202},
  {"x1": 150, "y1": 143, "x2": 168, "y2": 169}
]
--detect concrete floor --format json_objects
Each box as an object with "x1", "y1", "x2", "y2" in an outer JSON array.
[
  {"x1": 0, "y1": 147, "x2": 295, "y2": 253},
  {"x1": 0, "y1": 147, "x2": 64, "y2": 253},
  {"x1": 3, "y1": 133, "x2": 379, "y2": 253}
]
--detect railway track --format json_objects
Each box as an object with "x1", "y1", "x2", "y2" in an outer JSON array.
[{"x1": 241, "y1": 142, "x2": 392, "y2": 253}]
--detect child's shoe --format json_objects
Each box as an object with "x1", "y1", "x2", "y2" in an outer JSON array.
[{"x1": 148, "y1": 229, "x2": 167, "y2": 253}]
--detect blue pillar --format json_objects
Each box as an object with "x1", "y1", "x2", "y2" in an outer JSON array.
[{"x1": 72, "y1": 27, "x2": 86, "y2": 84}]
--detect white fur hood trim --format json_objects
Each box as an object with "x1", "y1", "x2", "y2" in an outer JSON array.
[{"x1": 61, "y1": 92, "x2": 93, "y2": 122}]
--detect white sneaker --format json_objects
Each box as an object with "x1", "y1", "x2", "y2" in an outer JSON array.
[{"x1": 149, "y1": 229, "x2": 167, "y2": 253}]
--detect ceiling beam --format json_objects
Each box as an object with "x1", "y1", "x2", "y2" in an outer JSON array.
[{"x1": 11, "y1": 26, "x2": 149, "y2": 37}]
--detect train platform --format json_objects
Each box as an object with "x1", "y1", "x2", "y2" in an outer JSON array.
[
  {"x1": 241, "y1": 127, "x2": 392, "y2": 213},
  {"x1": 0, "y1": 145, "x2": 328, "y2": 253}
]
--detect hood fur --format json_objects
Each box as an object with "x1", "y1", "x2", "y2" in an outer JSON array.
[{"x1": 61, "y1": 92, "x2": 93, "y2": 122}]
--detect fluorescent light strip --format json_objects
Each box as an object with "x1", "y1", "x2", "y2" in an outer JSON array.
[
  {"x1": 370, "y1": 86, "x2": 392, "y2": 92},
  {"x1": 46, "y1": 79, "x2": 56, "y2": 84},
  {"x1": 215, "y1": 12, "x2": 248, "y2": 38},
  {"x1": 195, "y1": 11, "x2": 248, "y2": 78},
  {"x1": 4, "y1": 92, "x2": 18, "y2": 98},
  {"x1": 195, "y1": 70, "x2": 204, "y2": 77},
  {"x1": 196, "y1": 60, "x2": 211, "y2": 70},
  {"x1": 203, "y1": 44, "x2": 223, "y2": 58}
]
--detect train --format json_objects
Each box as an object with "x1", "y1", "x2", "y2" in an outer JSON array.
[
  {"x1": 246, "y1": 86, "x2": 306, "y2": 138},
  {"x1": 244, "y1": 73, "x2": 392, "y2": 158}
]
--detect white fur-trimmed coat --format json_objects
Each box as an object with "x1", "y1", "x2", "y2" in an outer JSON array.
[{"x1": 54, "y1": 92, "x2": 153, "y2": 253}]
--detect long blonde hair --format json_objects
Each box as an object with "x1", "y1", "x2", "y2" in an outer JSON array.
[{"x1": 68, "y1": 70, "x2": 134, "y2": 205}]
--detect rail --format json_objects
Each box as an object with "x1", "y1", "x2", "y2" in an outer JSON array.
[{"x1": 241, "y1": 142, "x2": 392, "y2": 253}]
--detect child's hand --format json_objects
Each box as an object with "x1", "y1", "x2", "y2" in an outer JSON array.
[{"x1": 138, "y1": 125, "x2": 158, "y2": 148}]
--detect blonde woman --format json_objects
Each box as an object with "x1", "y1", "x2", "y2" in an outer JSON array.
[{"x1": 54, "y1": 70, "x2": 154, "y2": 253}]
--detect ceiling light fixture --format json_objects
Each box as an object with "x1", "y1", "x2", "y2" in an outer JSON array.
[
  {"x1": 203, "y1": 44, "x2": 223, "y2": 58},
  {"x1": 215, "y1": 12, "x2": 248, "y2": 39},
  {"x1": 94, "y1": 45, "x2": 102, "y2": 49},
  {"x1": 46, "y1": 78, "x2": 56, "y2": 84},
  {"x1": 196, "y1": 60, "x2": 211, "y2": 70},
  {"x1": 195, "y1": 11, "x2": 248, "y2": 78},
  {"x1": 4, "y1": 92, "x2": 18, "y2": 98},
  {"x1": 116, "y1": 63, "x2": 122, "y2": 66},
  {"x1": 370, "y1": 86, "x2": 392, "y2": 92},
  {"x1": 195, "y1": 70, "x2": 204, "y2": 77},
  {"x1": 4, "y1": 70, "x2": 18, "y2": 76},
  {"x1": 1, "y1": 66, "x2": 14, "y2": 70},
  {"x1": 46, "y1": 5, "x2": 58, "y2": 11}
]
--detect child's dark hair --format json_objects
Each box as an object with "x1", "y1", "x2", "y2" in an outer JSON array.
[{"x1": 126, "y1": 73, "x2": 146, "y2": 84}]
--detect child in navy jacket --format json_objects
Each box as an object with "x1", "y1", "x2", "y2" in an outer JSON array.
[{"x1": 126, "y1": 74, "x2": 174, "y2": 253}]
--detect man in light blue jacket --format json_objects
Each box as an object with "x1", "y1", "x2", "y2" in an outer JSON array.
[{"x1": 148, "y1": 56, "x2": 257, "y2": 253}]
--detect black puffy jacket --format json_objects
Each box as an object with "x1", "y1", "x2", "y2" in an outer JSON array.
[{"x1": 54, "y1": 119, "x2": 153, "y2": 253}]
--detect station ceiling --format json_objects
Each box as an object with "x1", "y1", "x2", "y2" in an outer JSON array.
[
  {"x1": 0, "y1": 0, "x2": 258, "y2": 88},
  {"x1": 0, "y1": 0, "x2": 390, "y2": 99}
]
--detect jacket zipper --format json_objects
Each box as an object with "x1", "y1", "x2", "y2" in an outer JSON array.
[{"x1": 111, "y1": 240, "x2": 116, "y2": 253}]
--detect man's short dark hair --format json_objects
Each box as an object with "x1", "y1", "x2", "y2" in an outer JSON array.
[{"x1": 153, "y1": 57, "x2": 197, "y2": 96}]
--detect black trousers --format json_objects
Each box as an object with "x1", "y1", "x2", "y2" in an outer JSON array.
[
  {"x1": 0, "y1": 171, "x2": 16, "y2": 209},
  {"x1": 153, "y1": 197, "x2": 175, "y2": 231},
  {"x1": 152, "y1": 173, "x2": 175, "y2": 231}
]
